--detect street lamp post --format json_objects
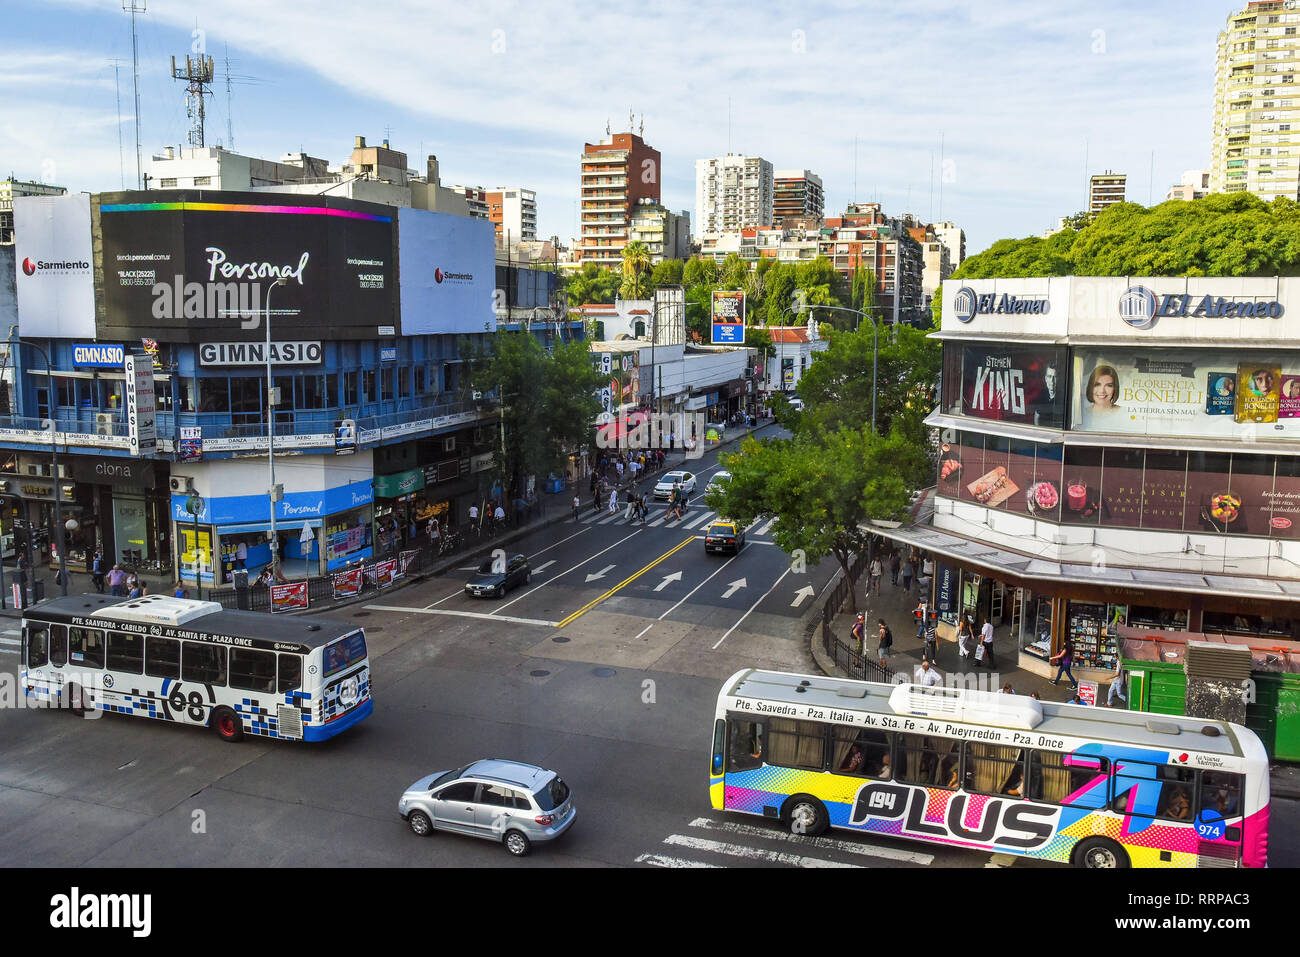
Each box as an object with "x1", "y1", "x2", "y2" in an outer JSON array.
[
  {"x1": 265, "y1": 278, "x2": 287, "y2": 582},
  {"x1": 185, "y1": 492, "x2": 204, "y2": 600},
  {"x1": 802, "y1": 303, "x2": 880, "y2": 436},
  {"x1": 6, "y1": 329, "x2": 69, "y2": 597}
]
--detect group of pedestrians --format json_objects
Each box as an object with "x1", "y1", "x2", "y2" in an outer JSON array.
[{"x1": 864, "y1": 547, "x2": 931, "y2": 597}]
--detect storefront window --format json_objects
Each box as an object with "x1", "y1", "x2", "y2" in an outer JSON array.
[
  {"x1": 1020, "y1": 593, "x2": 1053, "y2": 661},
  {"x1": 1127, "y1": 604, "x2": 1188, "y2": 632},
  {"x1": 1185, "y1": 451, "x2": 1233, "y2": 535},
  {"x1": 1203, "y1": 611, "x2": 1294, "y2": 638},
  {"x1": 230, "y1": 376, "x2": 262, "y2": 425},
  {"x1": 1228, "y1": 452, "x2": 1275, "y2": 538},
  {"x1": 954, "y1": 431, "x2": 986, "y2": 505},
  {"x1": 325, "y1": 507, "x2": 372, "y2": 570},
  {"x1": 1065, "y1": 602, "x2": 1125, "y2": 671},
  {"x1": 199, "y1": 378, "x2": 229, "y2": 413},
  {"x1": 1060, "y1": 446, "x2": 1102, "y2": 526},
  {"x1": 1101, "y1": 448, "x2": 1145, "y2": 529},
  {"x1": 1005, "y1": 440, "x2": 1036, "y2": 517}
]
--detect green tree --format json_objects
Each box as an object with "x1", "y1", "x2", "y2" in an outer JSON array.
[
  {"x1": 763, "y1": 263, "x2": 798, "y2": 325},
  {"x1": 744, "y1": 326, "x2": 774, "y2": 376},
  {"x1": 683, "y1": 256, "x2": 719, "y2": 288},
  {"x1": 471, "y1": 333, "x2": 603, "y2": 495},
  {"x1": 650, "y1": 259, "x2": 684, "y2": 287},
  {"x1": 565, "y1": 262, "x2": 620, "y2": 306},
  {"x1": 719, "y1": 253, "x2": 748, "y2": 291},
  {"x1": 706, "y1": 428, "x2": 913, "y2": 613},
  {"x1": 620, "y1": 241, "x2": 652, "y2": 299}
]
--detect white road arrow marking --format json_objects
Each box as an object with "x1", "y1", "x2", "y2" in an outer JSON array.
[
  {"x1": 790, "y1": 585, "x2": 815, "y2": 608},
  {"x1": 532, "y1": 560, "x2": 556, "y2": 574},
  {"x1": 722, "y1": 578, "x2": 747, "y2": 599},
  {"x1": 654, "y1": 571, "x2": 683, "y2": 592},
  {"x1": 585, "y1": 564, "x2": 616, "y2": 583}
]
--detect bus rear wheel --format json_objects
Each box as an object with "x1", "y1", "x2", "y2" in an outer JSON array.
[
  {"x1": 784, "y1": 795, "x2": 828, "y2": 837},
  {"x1": 1074, "y1": 836, "x2": 1129, "y2": 869},
  {"x1": 211, "y1": 707, "x2": 244, "y2": 742}
]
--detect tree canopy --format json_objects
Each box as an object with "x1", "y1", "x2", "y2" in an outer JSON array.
[{"x1": 954, "y1": 192, "x2": 1300, "y2": 280}]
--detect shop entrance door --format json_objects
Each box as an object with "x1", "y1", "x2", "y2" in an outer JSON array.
[{"x1": 113, "y1": 493, "x2": 148, "y2": 566}]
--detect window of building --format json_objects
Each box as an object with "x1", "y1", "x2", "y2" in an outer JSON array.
[
  {"x1": 230, "y1": 376, "x2": 263, "y2": 425},
  {"x1": 381, "y1": 368, "x2": 394, "y2": 401},
  {"x1": 159, "y1": 178, "x2": 177, "y2": 188},
  {"x1": 344, "y1": 370, "x2": 358, "y2": 405},
  {"x1": 398, "y1": 366, "x2": 410, "y2": 398},
  {"x1": 363, "y1": 370, "x2": 376, "y2": 403},
  {"x1": 198, "y1": 378, "x2": 229, "y2": 413},
  {"x1": 193, "y1": 176, "x2": 212, "y2": 186},
  {"x1": 414, "y1": 366, "x2": 426, "y2": 395}
]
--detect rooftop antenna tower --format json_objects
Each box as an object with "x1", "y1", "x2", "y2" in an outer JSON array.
[
  {"x1": 171, "y1": 52, "x2": 215, "y2": 148},
  {"x1": 223, "y1": 43, "x2": 233, "y2": 148},
  {"x1": 111, "y1": 58, "x2": 125, "y2": 188},
  {"x1": 123, "y1": 0, "x2": 146, "y2": 188}
]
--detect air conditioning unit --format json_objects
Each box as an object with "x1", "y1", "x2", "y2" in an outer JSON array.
[
  {"x1": 169, "y1": 475, "x2": 193, "y2": 494},
  {"x1": 95, "y1": 412, "x2": 114, "y2": 436},
  {"x1": 443, "y1": 437, "x2": 456, "y2": 453}
]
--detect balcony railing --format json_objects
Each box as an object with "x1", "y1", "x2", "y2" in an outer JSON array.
[{"x1": 0, "y1": 394, "x2": 490, "y2": 454}]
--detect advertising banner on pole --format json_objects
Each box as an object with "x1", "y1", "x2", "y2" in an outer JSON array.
[
  {"x1": 13, "y1": 194, "x2": 96, "y2": 339},
  {"x1": 270, "y1": 581, "x2": 309, "y2": 613},
  {"x1": 123, "y1": 353, "x2": 157, "y2": 456}
]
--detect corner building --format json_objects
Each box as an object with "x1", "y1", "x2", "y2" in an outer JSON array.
[{"x1": 875, "y1": 276, "x2": 1300, "y2": 685}]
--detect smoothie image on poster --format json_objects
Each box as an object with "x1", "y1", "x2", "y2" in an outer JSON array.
[
  {"x1": 1281, "y1": 375, "x2": 1300, "y2": 418},
  {"x1": 1236, "y1": 364, "x2": 1281, "y2": 424},
  {"x1": 1206, "y1": 373, "x2": 1236, "y2": 415}
]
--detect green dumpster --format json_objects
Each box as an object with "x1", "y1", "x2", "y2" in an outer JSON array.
[{"x1": 1120, "y1": 636, "x2": 1186, "y2": 717}]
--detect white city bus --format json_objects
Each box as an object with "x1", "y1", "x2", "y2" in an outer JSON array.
[
  {"x1": 710, "y1": 670, "x2": 1270, "y2": 868},
  {"x1": 20, "y1": 594, "x2": 372, "y2": 742}
]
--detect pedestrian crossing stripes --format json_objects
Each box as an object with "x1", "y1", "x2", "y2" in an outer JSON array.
[
  {"x1": 575, "y1": 509, "x2": 772, "y2": 536},
  {"x1": 634, "y1": 816, "x2": 936, "y2": 868}
]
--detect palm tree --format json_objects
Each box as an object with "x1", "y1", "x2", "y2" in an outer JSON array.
[{"x1": 620, "y1": 241, "x2": 652, "y2": 300}]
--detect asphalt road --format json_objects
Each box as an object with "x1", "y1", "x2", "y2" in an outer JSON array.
[{"x1": 1, "y1": 436, "x2": 1297, "y2": 870}]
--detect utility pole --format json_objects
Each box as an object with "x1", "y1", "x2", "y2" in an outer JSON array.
[
  {"x1": 224, "y1": 44, "x2": 234, "y2": 149},
  {"x1": 123, "y1": 0, "x2": 146, "y2": 189},
  {"x1": 112, "y1": 59, "x2": 125, "y2": 189}
]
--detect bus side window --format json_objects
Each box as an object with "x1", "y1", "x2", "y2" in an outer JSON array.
[
  {"x1": 68, "y1": 628, "x2": 105, "y2": 669},
  {"x1": 230, "y1": 648, "x2": 276, "y2": 694},
  {"x1": 1200, "y1": 771, "x2": 1242, "y2": 819},
  {"x1": 968, "y1": 743, "x2": 1024, "y2": 796},
  {"x1": 24, "y1": 624, "x2": 49, "y2": 669},
  {"x1": 278, "y1": 654, "x2": 302, "y2": 694},
  {"x1": 1029, "y1": 751, "x2": 1107, "y2": 806},
  {"x1": 107, "y1": 631, "x2": 144, "y2": 674},
  {"x1": 145, "y1": 637, "x2": 180, "y2": 680},
  {"x1": 49, "y1": 625, "x2": 67, "y2": 668},
  {"x1": 767, "y1": 717, "x2": 827, "y2": 770},
  {"x1": 1155, "y1": 766, "x2": 1196, "y2": 822},
  {"x1": 182, "y1": 641, "x2": 227, "y2": 686},
  {"x1": 727, "y1": 717, "x2": 763, "y2": 772},
  {"x1": 898, "y1": 734, "x2": 950, "y2": 786}
]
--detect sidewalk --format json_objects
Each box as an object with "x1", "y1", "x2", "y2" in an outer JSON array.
[{"x1": 825, "y1": 573, "x2": 1084, "y2": 704}]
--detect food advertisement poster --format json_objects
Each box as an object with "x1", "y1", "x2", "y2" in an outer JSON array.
[{"x1": 1073, "y1": 349, "x2": 1300, "y2": 438}]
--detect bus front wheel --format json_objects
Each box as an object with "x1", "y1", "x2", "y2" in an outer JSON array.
[
  {"x1": 784, "y1": 795, "x2": 828, "y2": 837},
  {"x1": 1074, "y1": 837, "x2": 1129, "y2": 869},
  {"x1": 211, "y1": 707, "x2": 244, "y2": 742}
]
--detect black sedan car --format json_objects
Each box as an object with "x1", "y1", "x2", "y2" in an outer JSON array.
[
  {"x1": 704, "y1": 521, "x2": 746, "y2": 555},
  {"x1": 464, "y1": 553, "x2": 531, "y2": 598}
]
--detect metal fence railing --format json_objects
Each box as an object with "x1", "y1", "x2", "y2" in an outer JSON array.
[{"x1": 820, "y1": 552, "x2": 891, "y2": 683}]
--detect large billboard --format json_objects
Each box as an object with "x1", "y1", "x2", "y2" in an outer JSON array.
[
  {"x1": 1072, "y1": 348, "x2": 1300, "y2": 440},
  {"x1": 397, "y1": 208, "x2": 495, "y2": 335},
  {"x1": 96, "y1": 191, "x2": 396, "y2": 342},
  {"x1": 960, "y1": 345, "x2": 1066, "y2": 428},
  {"x1": 711, "y1": 290, "x2": 745, "y2": 344},
  {"x1": 13, "y1": 194, "x2": 97, "y2": 338}
]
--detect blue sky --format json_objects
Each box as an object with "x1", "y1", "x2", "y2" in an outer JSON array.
[{"x1": 3, "y1": 1, "x2": 1242, "y2": 255}]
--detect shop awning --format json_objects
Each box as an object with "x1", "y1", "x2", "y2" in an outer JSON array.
[
  {"x1": 1060, "y1": 430, "x2": 1300, "y2": 457},
  {"x1": 864, "y1": 519, "x2": 1300, "y2": 604},
  {"x1": 216, "y1": 518, "x2": 323, "y2": 535},
  {"x1": 925, "y1": 412, "x2": 1063, "y2": 444},
  {"x1": 928, "y1": 331, "x2": 1066, "y2": 344}
]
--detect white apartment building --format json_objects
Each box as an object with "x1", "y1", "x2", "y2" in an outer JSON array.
[
  {"x1": 1166, "y1": 169, "x2": 1211, "y2": 201},
  {"x1": 628, "y1": 200, "x2": 691, "y2": 262},
  {"x1": 934, "y1": 221, "x2": 966, "y2": 271},
  {"x1": 695, "y1": 154, "x2": 774, "y2": 235},
  {"x1": 494, "y1": 187, "x2": 537, "y2": 242},
  {"x1": 1211, "y1": 2, "x2": 1300, "y2": 199}
]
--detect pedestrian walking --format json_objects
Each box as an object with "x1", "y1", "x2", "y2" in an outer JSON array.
[
  {"x1": 107, "y1": 563, "x2": 126, "y2": 597},
  {"x1": 429, "y1": 519, "x2": 440, "y2": 552},
  {"x1": 851, "y1": 613, "x2": 866, "y2": 654},
  {"x1": 923, "y1": 614, "x2": 938, "y2": 665},
  {"x1": 624, "y1": 488, "x2": 636, "y2": 522},
  {"x1": 1107, "y1": 671, "x2": 1128, "y2": 708},
  {"x1": 900, "y1": 560, "x2": 913, "y2": 594},
  {"x1": 876, "y1": 618, "x2": 894, "y2": 665},
  {"x1": 608, "y1": 489, "x2": 618, "y2": 515},
  {"x1": 1050, "y1": 635, "x2": 1078, "y2": 689},
  {"x1": 869, "y1": 556, "x2": 882, "y2": 596},
  {"x1": 889, "y1": 551, "x2": 900, "y2": 586},
  {"x1": 979, "y1": 617, "x2": 997, "y2": 669},
  {"x1": 173, "y1": 582, "x2": 186, "y2": 598},
  {"x1": 572, "y1": 495, "x2": 581, "y2": 522},
  {"x1": 91, "y1": 550, "x2": 106, "y2": 594},
  {"x1": 494, "y1": 502, "x2": 506, "y2": 530},
  {"x1": 956, "y1": 613, "x2": 974, "y2": 667},
  {"x1": 914, "y1": 598, "x2": 929, "y2": 640},
  {"x1": 468, "y1": 503, "x2": 479, "y2": 531},
  {"x1": 236, "y1": 540, "x2": 248, "y2": 570}
]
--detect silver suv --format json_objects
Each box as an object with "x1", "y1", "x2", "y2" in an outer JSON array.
[{"x1": 398, "y1": 759, "x2": 575, "y2": 857}]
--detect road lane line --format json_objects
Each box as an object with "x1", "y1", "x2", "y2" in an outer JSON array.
[
  {"x1": 527, "y1": 527, "x2": 591, "y2": 557},
  {"x1": 756, "y1": 517, "x2": 776, "y2": 536},
  {"x1": 493, "y1": 528, "x2": 644, "y2": 614},
  {"x1": 712, "y1": 568, "x2": 791, "y2": 649},
  {"x1": 634, "y1": 854, "x2": 721, "y2": 868},
  {"x1": 682, "y1": 511, "x2": 715, "y2": 530},
  {"x1": 687, "y1": 817, "x2": 933, "y2": 865},
  {"x1": 362, "y1": 605, "x2": 559, "y2": 627},
  {"x1": 662, "y1": 834, "x2": 860, "y2": 868},
  {"x1": 557, "y1": 536, "x2": 695, "y2": 627},
  {"x1": 656, "y1": 545, "x2": 746, "y2": 621},
  {"x1": 632, "y1": 623, "x2": 655, "y2": 641}
]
